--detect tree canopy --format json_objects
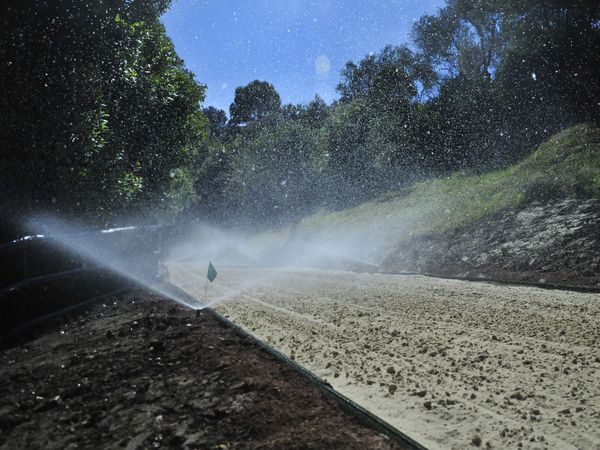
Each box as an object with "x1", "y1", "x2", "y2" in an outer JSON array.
[
  {"x1": 1, "y1": 0, "x2": 206, "y2": 229},
  {"x1": 229, "y1": 80, "x2": 281, "y2": 126},
  {"x1": 190, "y1": 0, "x2": 600, "y2": 228},
  {"x1": 2, "y1": 0, "x2": 599, "y2": 236}
]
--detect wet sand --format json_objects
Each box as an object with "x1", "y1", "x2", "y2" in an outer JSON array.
[{"x1": 169, "y1": 264, "x2": 600, "y2": 450}]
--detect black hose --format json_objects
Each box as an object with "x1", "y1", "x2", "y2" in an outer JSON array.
[{"x1": 0, "y1": 268, "x2": 86, "y2": 296}]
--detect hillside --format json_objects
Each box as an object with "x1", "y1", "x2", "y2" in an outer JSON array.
[{"x1": 257, "y1": 124, "x2": 600, "y2": 286}]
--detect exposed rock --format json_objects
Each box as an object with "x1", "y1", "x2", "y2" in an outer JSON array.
[{"x1": 382, "y1": 199, "x2": 600, "y2": 287}]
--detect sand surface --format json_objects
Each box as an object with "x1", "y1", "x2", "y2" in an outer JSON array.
[{"x1": 169, "y1": 263, "x2": 600, "y2": 450}]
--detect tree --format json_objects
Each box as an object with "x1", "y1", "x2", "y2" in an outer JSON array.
[
  {"x1": 337, "y1": 45, "x2": 435, "y2": 102},
  {"x1": 333, "y1": 47, "x2": 426, "y2": 198},
  {"x1": 203, "y1": 107, "x2": 228, "y2": 138},
  {"x1": 411, "y1": 0, "x2": 600, "y2": 167},
  {"x1": 225, "y1": 121, "x2": 325, "y2": 227},
  {"x1": 302, "y1": 95, "x2": 329, "y2": 128},
  {"x1": 280, "y1": 96, "x2": 329, "y2": 128},
  {"x1": 369, "y1": 63, "x2": 416, "y2": 114},
  {"x1": 413, "y1": 0, "x2": 509, "y2": 81},
  {"x1": 322, "y1": 99, "x2": 379, "y2": 206},
  {"x1": 496, "y1": 0, "x2": 600, "y2": 131},
  {"x1": 191, "y1": 138, "x2": 232, "y2": 223},
  {"x1": 0, "y1": 0, "x2": 207, "y2": 225},
  {"x1": 229, "y1": 80, "x2": 281, "y2": 125}
]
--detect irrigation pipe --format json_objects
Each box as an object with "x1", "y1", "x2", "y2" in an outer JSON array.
[{"x1": 0, "y1": 268, "x2": 88, "y2": 296}]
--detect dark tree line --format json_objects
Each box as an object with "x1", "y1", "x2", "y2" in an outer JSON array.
[
  {"x1": 192, "y1": 0, "x2": 600, "y2": 229},
  {"x1": 1, "y1": 0, "x2": 206, "y2": 239}
]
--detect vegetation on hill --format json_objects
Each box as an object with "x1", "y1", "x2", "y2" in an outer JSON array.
[{"x1": 255, "y1": 124, "x2": 600, "y2": 260}]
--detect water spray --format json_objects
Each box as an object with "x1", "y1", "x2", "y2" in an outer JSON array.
[
  {"x1": 24, "y1": 215, "x2": 206, "y2": 310},
  {"x1": 21, "y1": 212, "x2": 395, "y2": 319}
]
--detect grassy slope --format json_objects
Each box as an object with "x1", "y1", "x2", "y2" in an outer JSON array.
[{"x1": 255, "y1": 124, "x2": 600, "y2": 261}]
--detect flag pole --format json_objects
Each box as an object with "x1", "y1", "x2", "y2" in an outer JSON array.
[
  {"x1": 197, "y1": 278, "x2": 208, "y2": 319},
  {"x1": 204, "y1": 262, "x2": 217, "y2": 310}
]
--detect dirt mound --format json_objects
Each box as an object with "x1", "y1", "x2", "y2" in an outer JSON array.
[
  {"x1": 381, "y1": 198, "x2": 600, "y2": 287},
  {"x1": 0, "y1": 292, "x2": 403, "y2": 450}
]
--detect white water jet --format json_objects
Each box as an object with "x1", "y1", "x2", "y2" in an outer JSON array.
[{"x1": 25, "y1": 215, "x2": 206, "y2": 310}]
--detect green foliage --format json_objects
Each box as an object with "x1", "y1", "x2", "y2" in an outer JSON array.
[
  {"x1": 495, "y1": 1, "x2": 600, "y2": 138},
  {"x1": 162, "y1": 168, "x2": 197, "y2": 216},
  {"x1": 194, "y1": 0, "x2": 600, "y2": 228},
  {"x1": 407, "y1": 0, "x2": 600, "y2": 174},
  {"x1": 203, "y1": 107, "x2": 228, "y2": 138},
  {"x1": 225, "y1": 120, "x2": 326, "y2": 226},
  {"x1": 0, "y1": 0, "x2": 207, "y2": 226},
  {"x1": 118, "y1": 171, "x2": 145, "y2": 202},
  {"x1": 337, "y1": 45, "x2": 435, "y2": 102},
  {"x1": 4, "y1": 0, "x2": 599, "y2": 235},
  {"x1": 413, "y1": 0, "x2": 509, "y2": 80},
  {"x1": 192, "y1": 137, "x2": 235, "y2": 221},
  {"x1": 229, "y1": 80, "x2": 281, "y2": 126}
]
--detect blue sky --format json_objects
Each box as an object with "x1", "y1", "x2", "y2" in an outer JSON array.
[{"x1": 162, "y1": 0, "x2": 445, "y2": 114}]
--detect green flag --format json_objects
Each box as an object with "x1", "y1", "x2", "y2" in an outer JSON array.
[{"x1": 207, "y1": 262, "x2": 217, "y2": 282}]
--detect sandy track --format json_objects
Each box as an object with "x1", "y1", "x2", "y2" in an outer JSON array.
[{"x1": 169, "y1": 263, "x2": 600, "y2": 450}]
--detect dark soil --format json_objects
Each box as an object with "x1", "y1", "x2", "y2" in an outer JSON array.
[
  {"x1": 0, "y1": 292, "x2": 403, "y2": 450},
  {"x1": 382, "y1": 198, "x2": 600, "y2": 288}
]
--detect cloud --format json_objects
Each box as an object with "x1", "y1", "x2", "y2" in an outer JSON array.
[
  {"x1": 221, "y1": 82, "x2": 228, "y2": 90},
  {"x1": 315, "y1": 55, "x2": 331, "y2": 78}
]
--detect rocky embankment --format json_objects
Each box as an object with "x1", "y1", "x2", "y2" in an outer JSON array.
[{"x1": 382, "y1": 198, "x2": 600, "y2": 287}]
